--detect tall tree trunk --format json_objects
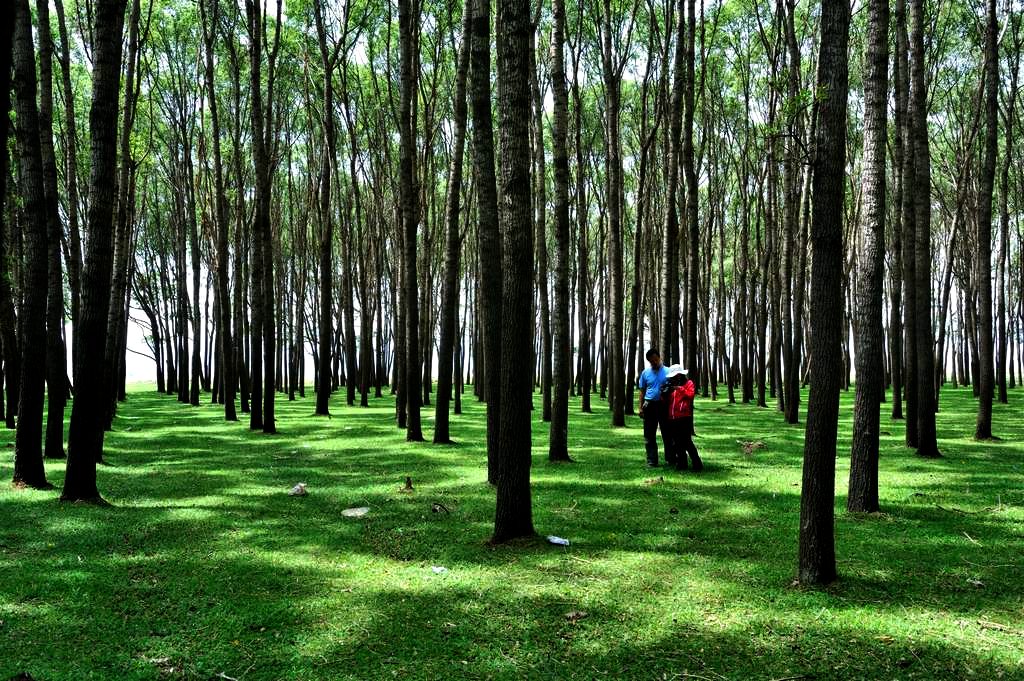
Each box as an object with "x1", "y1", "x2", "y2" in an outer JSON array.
[
  {"x1": 105, "y1": 0, "x2": 141, "y2": 426},
  {"x1": 35, "y1": 0, "x2": 68, "y2": 459},
  {"x1": 781, "y1": 0, "x2": 804, "y2": 424},
  {"x1": 229, "y1": 37, "x2": 250, "y2": 414},
  {"x1": 492, "y1": 0, "x2": 535, "y2": 544},
  {"x1": 889, "y1": 12, "x2": 905, "y2": 421},
  {"x1": 260, "y1": 6, "x2": 280, "y2": 435},
  {"x1": 997, "y1": 21, "x2": 1019, "y2": 406},
  {"x1": 62, "y1": 0, "x2": 127, "y2": 502},
  {"x1": 201, "y1": 0, "x2": 236, "y2": 421},
  {"x1": 469, "y1": 0, "x2": 502, "y2": 479},
  {"x1": 434, "y1": 0, "x2": 471, "y2": 445},
  {"x1": 898, "y1": 0, "x2": 918, "y2": 447},
  {"x1": 596, "y1": 0, "x2": 629, "y2": 427},
  {"x1": 54, "y1": 0, "x2": 82, "y2": 346},
  {"x1": 531, "y1": 32, "x2": 552, "y2": 424},
  {"x1": 661, "y1": 0, "x2": 686, "y2": 366},
  {"x1": 798, "y1": 0, "x2": 849, "y2": 585},
  {"x1": 909, "y1": 0, "x2": 940, "y2": 457},
  {"x1": 974, "y1": 0, "x2": 998, "y2": 439},
  {"x1": 313, "y1": 0, "x2": 337, "y2": 417},
  {"x1": 849, "y1": 0, "x2": 888, "y2": 514},
  {"x1": 548, "y1": 0, "x2": 573, "y2": 462},
  {"x1": 398, "y1": 0, "x2": 423, "y2": 442},
  {"x1": 189, "y1": 164, "x2": 202, "y2": 407},
  {"x1": 11, "y1": 0, "x2": 51, "y2": 488},
  {"x1": 682, "y1": 0, "x2": 700, "y2": 378},
  {"x1": 572, "y1": 44, "x2": 592, "y2": 414}
]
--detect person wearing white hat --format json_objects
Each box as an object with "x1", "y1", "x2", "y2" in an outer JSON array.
[{"x1": 663, "y1": 365, "x2": 703, "y2": 471}]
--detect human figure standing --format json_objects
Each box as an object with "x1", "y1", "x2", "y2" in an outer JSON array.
[
  {"x1": 638, "y1": 349, "x2": 672, "y2": 467},
  {"x1": 664, "y1": 365, "x2": 703, "y2": 471}
]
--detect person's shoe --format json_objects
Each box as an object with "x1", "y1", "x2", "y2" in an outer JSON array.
[
  {"x1": 646, "y1": 461, "x2": 660, "y2": 468},
  {"x1": 690, "y1": 456, "x2": 703, "y2": 472}
]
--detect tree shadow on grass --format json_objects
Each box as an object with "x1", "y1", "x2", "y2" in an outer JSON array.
[{"x1": 0, "y1": 386, "x2": 1021, "y2": 679}]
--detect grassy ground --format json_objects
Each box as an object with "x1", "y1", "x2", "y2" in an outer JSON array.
[{"x1": 0, "y1": 382, "x2": 1021, "y2": 680}]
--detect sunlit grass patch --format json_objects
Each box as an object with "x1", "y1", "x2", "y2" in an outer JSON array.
[{"x1": 0, "y1": 384, "x2": 1021, "y2": 679}]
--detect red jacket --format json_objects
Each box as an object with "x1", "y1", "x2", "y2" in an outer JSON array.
[{"x1": 667, "y1": 380, "x2": 695, "y2": 419}]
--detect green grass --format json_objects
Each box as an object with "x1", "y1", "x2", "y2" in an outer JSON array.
[{"x1": 1, "y1": 382, "x2": 1022, "y2": 680}]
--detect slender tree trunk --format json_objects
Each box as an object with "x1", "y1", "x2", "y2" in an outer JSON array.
[
  {"x1": 531, "y1": 32, "x2": 552, "y2": 424},
  {"x1": 897, "y1": 0, "x2": 918, "y2": 446},
  {"x1": 35, "y1": 0, "x2": 68, "y2": 459},
  {"x1": 434, "y1": 0, "x2": 470, "y2": 445},
  {"x1": 201, "y1": 0, "x2": 236, "y2": 421},
  {"x1": 470, "y1": 0, "x2": 502, "y2": 478},
  {"x1": 11, "y1": 0, "x2": 51, "y2": 488},
  {"x1": 889, "y1": 21, "x2": 905, "y2": 421},
  {"x1": 573, "y1": 63, "x2": 592, "y2": 414},
  {"x1": 849, "y1": 0, "x2": 888, "y2": 513},
  {"x1": 313, "y1": 0, "x2": 337, "y2": 417},
  {"x1": 997, "y1": 22, "x2": 1019, "y2": 406},
  {"x1": 104, "y1": 0, "x2": 141, "y2": 427},
  {"x1": 398, "y1": 0, "x2": 423, "y2": 442},
  {"x1": 781, "y1": 0, "x2": 804, "y2": 424},
  {"x1": 682, "y1": 0, "x2": 700, "y2": 378},
  {"x1": 548, "y1": 0, "x2": 573, "y2": 462},
  {"x1": 54, "y1": 0, "x2": 82, "y2": 346},
  {"x1": 974, "y1": 0, "x2": 998, "y2": 439},
  {"x1": 909, "y1": 0, "x2": 939, "y2": 457},
  {"x1": 662, "y1": 0, "x2": 686, "y2": 366}
]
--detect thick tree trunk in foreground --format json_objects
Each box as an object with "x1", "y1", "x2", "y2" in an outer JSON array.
[
  {"x1": 849, "y1": 0, "x2": 888, "y2": 514},
  {"x1": 798, "y1": 0, "x2": 849, "y2": 585},
  {"x1": 12, "y1": 0, "x2": 51, "y2": 488},
  {"x1": 62, "y1": 0, "x2": 127, "y2": 502},
  {"x1": 492, "y1": 0, "x2": 535, "y2": 543}
]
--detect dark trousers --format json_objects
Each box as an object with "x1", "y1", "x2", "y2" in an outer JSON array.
[
  {"x1": 669, "y1": 416, "x2": 702, "y2": 470},
  {"x1": 642, "y1": 399, "x2": 670, "y2": 465}
]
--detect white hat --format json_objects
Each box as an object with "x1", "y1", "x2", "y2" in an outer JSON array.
[{"x1": 666, "y1": 364, "x2": 687, "y2": 378}]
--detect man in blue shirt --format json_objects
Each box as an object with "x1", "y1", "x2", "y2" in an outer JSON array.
[{"x1": 638, "y1": 348, "x2": 671, "y2": 467}]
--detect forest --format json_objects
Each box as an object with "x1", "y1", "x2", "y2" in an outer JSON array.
[{"x1": 1, "y1": 0, "x2": 1022, "y2": 677}]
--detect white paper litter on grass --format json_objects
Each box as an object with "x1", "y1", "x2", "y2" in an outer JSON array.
[
  {"x1": 288, "y1": 483, "x2": 308, "y2": 496},
  {"x1": 547, "y1": 535, "x2": 570, "y2": 546},
  {"x1": 341, "y1": 506, "x2": 370, "y2": 517},
  {"x1": 431, "y1": 566, "x2": 448, "y2": 574}
]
